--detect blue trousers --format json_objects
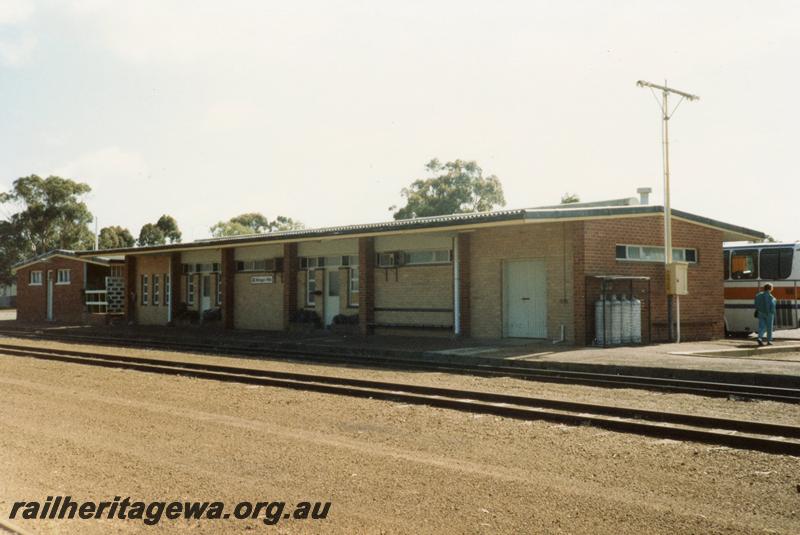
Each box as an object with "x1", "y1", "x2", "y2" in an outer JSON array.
[{"x1": 758, "y1": 313, "x2": 774, "y2": 342}]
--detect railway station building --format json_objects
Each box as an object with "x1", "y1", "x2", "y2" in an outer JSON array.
[{"x1": 12, "y1": 198, "x2": 764, "y2": 345}]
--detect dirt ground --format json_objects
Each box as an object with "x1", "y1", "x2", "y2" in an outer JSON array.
[{"x1": 1, "y1": 345, "x2": 799, "y2": 534}]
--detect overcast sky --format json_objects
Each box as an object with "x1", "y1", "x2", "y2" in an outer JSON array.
[{"x1": 1, "y1": 1, "x2": 797, "y2": 242}]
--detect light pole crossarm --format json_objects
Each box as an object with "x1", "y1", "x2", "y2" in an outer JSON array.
[{"x1": 636, "y1": 80, "x2": 700, "y2": 101}]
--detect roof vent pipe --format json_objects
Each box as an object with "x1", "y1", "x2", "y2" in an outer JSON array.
[{"x1": 636, "y1": 187, "x2": 652, "y2": 205}]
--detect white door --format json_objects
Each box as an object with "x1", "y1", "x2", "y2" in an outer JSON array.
[
  {"x1": 46, "y1": 271, "x2": 54, "y2": 321},
  {"x1": 324, "y1": 270, "x2": 340, "y2": 327},
  {"x1": 504, "y1": 259, "x2": 547, "y2": 338},
  {"x1": 201, "y1": 275, "x2": 212, "y2": 312}
]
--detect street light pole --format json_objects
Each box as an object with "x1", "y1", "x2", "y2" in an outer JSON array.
[{"x1": 636, "y1": 80, "x2": 699, "y2": 342}]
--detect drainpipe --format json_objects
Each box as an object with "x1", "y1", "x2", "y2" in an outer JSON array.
[{"x1": 453, "y1": 236, "x2": 460, "y2": 336}]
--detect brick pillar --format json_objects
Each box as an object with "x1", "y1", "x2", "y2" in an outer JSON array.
[
  {"x1": 571, "y1": 222, "x2": 587, "y2": 345},
  {"x1": 283, "y1": 243, "x2": 298, "y2": 329},
  {"x1": 358, "y1": 237, "x2": 375, "y2": 335},
  {"x1": 170, "y1": 252, "x2": 181, "y2": 325},
  {"x1": 457, "y1": 233, "x2": 471, "y2": 337},
  {"x1": 125, "y1": 255, "x2": 137, "y2": 324},
  {"x1": 222, "y1": 248, "x2": 235, "y2": 329}
]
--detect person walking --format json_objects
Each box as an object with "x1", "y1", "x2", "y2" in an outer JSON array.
[{"x1": 754, "y1": 283, "x2": 777, "y2": 346}]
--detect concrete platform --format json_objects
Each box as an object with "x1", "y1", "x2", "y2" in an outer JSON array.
[{"x1": 2, "y1": 318, "x2": 799, "y2": 389}]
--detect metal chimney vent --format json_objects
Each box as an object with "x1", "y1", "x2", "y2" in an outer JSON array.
[{"x1": 636, "y1": 187, "x2": 653, "y2": 205}]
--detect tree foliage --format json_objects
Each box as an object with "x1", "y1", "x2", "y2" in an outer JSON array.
[
  {"x1": 138, "y1": 223, "x2": 166, "y2": 246},
  {"x1": 0, "y1": 220, "x2": 24, "y2": 286},
  {"x1": 156, "y1": 214, "x2": 182, "y2": 243},
  {"x1": 210, "y1": 212, "x2": 305, "y2": 238},
  {"x1": 0, "y1": 175, "x2": 94, "y2": 283},
  {"x1": 137, "y1": 215, "x2": 181, "y2": 246},
  {"x1": 98, "y1": 226, "x2": 135, "y2": 249},
  {"x1": 390, "y1": 159, "x2": 505, "y2": 220},
  {"x1": 560, "y1": 192, "x2": 581, "y2": 204}
]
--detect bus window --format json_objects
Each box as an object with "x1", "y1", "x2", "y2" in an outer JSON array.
[
  {"x1": 723, "y1": 250, "x2": 730, "y2": 280},
  {"x1": 759, "y1": 248, "x2": 794, "y2": 280},
  {"x1": 731, "y1": 250, "x2": 758, "y2": 279}
]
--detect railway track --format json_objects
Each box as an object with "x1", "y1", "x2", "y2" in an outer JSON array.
[
  {"x1": 2, "y1": 341, "x2": 800, "y2": 456},
  {"x1": 0, "y1": 329, "x2": 799, "y2": 403}
]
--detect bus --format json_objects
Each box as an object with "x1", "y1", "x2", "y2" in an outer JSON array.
[{"x1": 723, "y1": 242, "x2": 800, "y2": 335}]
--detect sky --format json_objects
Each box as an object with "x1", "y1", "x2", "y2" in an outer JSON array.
[{"x1": 1, "y1": 0, "x2": 798, "y2": 242}]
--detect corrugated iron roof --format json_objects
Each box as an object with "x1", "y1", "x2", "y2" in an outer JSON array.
[{"x1": 11, "y1": 202, "x2": 768, "y2": 263}]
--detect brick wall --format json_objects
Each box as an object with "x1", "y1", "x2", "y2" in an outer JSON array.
[
  {"x1": 358, "y1": 237, "x2": 375, "y2": 335},
  {"x1": 470, "y1": 223, "x2": 575, "y2": 340},
  {"x1": 577, "y1": 215, "x2": 725, "y2": 343},
  {"x1": 222, "y1": 248, "x2": 235, "y2": 329},
  {"x1": 234, "y1": 270, "x2": 283, "y2": 330},
  {"x1": 135, "y1": 255, "x2": 170, "y2": 325},
  {"x1": 283, "y1": 243, "x2": 298, "y2": 329},
  {"x1": 170, "y1": 252, "x2": 181, "y2": 323},
  {"x1": 16, "y1": 257, "x2": 88, "y2": 323},
  {"x1": 457, "y1": 232, "x2": 471, "y2": 337},
  {"x1": 125, "y1": 256, "x2": 137, "y2": 323},
  {"x1": 374, "y1": 265, "x2": 453, "y2": 328}
]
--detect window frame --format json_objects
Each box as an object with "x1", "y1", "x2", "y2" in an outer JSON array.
[
  {"x1": 730, "y1": 249, "x2": 759, "y2": 280},
  {"x1": 348, "y1": 267, "x2": 359, "y2": 307},
  {"x1": 758, "y1": 247, "x2": 794, "y2": 281},
  {"x1": 56, "y1": 269, "x2": 71, "y2": 285},
  {"x1": 152, "y1": 274, "x2": 160, "y2": 305},
  {"x1": 615, "y1": 244, "x2": 698, "y2": 264},
  {"x1": 187, "y1": 274, "x2": 195, "y2": 305},
  {"x1": 404, "y1": 249, "x2": 452, "y2": 266},
  {"x1": 141, "y1": 274, "x2": 149, "y2": 305},
  {"x1": 216, "y1": 272, "x2": 223, "y2": 305},
  {"x1": 164, "y1": 273, "x2": 170, "y2": 307},
  {"x1": 29, "y1": 270, "x2": 43, "y2": 286},
  {"x1": 306, "y1": 270, "x2": 316, "y2": 306}
]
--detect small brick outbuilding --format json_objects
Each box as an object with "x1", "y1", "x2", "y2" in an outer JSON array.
[{"x1": 13, "y1": 251, "x2": 124, "y2": 324}]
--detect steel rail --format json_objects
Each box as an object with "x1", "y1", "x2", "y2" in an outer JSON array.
[
  {"x1": 2, "y1": 344, "x2": 799, "y2": 456},
  {"x1": 0, "y1": 341, "x2": 798, "y2": 439},
  {"x1": 0, "y1": 330, "x2": 797, "y2": 403}
]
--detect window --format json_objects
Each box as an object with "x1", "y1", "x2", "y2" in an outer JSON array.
[
  {"x1": 152, "y1": 274, "x2": 160, "y2": 305},
  {"x1": 731, "y1": 249, "x2": 758, "y2": 279},
  {"x1": 110, "y1": 266, "x2": 123, "y2": 278},
  {"x1": 29, "y1": 271, "x2": 43, "y2": 285},
  {"x1": 216, "y1": 273, "x2": 223, "y2": 305},
  {"x1": 615, "y1": 245, "x2": 698, "y2": 263},
  {"x1": 327, "y1": 270, "x2": 339, "y2": 298},
  {"x1": 187, "y1": 274, "x2": 195, "y2": 304},
  {"x1": 56, "y1": 269, "x2": 71, "y2": 284},
  {"x1": 165, "y1": 274, "x2": 171, "y2": 307},
  {"x1": 723, "y1": 250, "x2": 730, "y2": 280},
  {"x1": 405, "y1": 249, "x2": 452, "y2": 265},
  {"x1": 349, "y1": 267, "x2": 359, "y2": 306},
  {"x1": 141, "y1": 275, "x2": 149, "y2": 305},
  {"x1": 236, "y1": 258, "x2": 282, "y2": 272},
  {"x1": 307, "y1": 270, "x2": 316, "y2": 306},
  {"x1": 299, "y1": 257, "x2": 321, "y2": 269},
  {"x1": 759, "y1": 247, "x2": 794, "y2": 280},
  {"x1": 183, "y1": 263, "x2": 219, "y2": 273}
]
